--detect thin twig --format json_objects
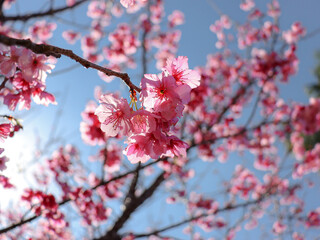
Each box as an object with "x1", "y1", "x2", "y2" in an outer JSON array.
[{"x1": 0, "y1": 0, "x2": 89, "y2": 23}]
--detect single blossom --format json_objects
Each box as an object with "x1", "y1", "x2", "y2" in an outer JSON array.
[
  {"x1": 95, "y1": 93, "x2": 133, "y2": 137},
  {"x1": 140, "y1": 73, "x2": 181, "y2": 111},
  {"x1": 163, "y1": 56, "x2": 201, "y2": 89},
  {"x1": 62, "y1": 30, "x2": 81, "y2": 44}
]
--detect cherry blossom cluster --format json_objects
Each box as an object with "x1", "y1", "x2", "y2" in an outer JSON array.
[
  {"x1": 90, "y1": 142, "x2": 122, "y2": 173},
  {"x1": 28, "y1": 20, "x2": 57, "y2": 43},
  {"x1": 45, "y1": 145, "x2": 85, "y2": 198},
  {"x1": 0, "y1": 123, "x2": 11, "y2": 187},
  {"x1": 95, "y1": 56, "x2": 200, "y2": 163},
  {"x1": 0, "y1": 122, "x2": 11, "y2": 143},
  {"x1": 103, "y1": 23, "x2": 140, "y2": 65},
  {"x1": 209, "y1": 15, "x2": 231, "y2": 49},
  {"x1": 69, "y1": 188, "x2": 111, "y2": 226},
  {"x1": 21, "y1": 189, "x2": 67, "y2": 231},
  {"x1": 62, "y1": 30, "x2": 81, "y2": 45},
  {"x1": 80, "y1": 100, "x2": 108, "y2": 145},
  {"x1": 290, "y1": 98, "x2": 320, "y2": 178},
  {"x1": 292, "y1": 98, "x2": 320, "y2": 135},
  {"x1": 229, "y1": 165, "x2": 259, "y2": 199},
  {"x1": 0, "y1": 117, "x2": 22, "y2": 189},
  {"x1": 87, "y1": 0, "x2": 112, "y2": 23},
  {"x1": 186, "y1": 192, "x2": 224, "y2": 233},
  {"x1": 120, "y1": 0, "x2": 135, "y2": 8},
  {"x1": 81, "y1": 34, "x2": 103, "y2": 63},
  {"x1": 0, "y1": 174, "x2": 13, "y2": 188},
  {"x1": 306, "y1": 208, "x2": 320, "y2": 227},
  {"x1": 292, "y1": 136, "x2": 320, "y2": 178},
  {"x1": 283, "y1": 22, "x2": 306, "y2": 44},
  {"x1": 0, "y1": 45, "x2": 56, "y2": 111}
]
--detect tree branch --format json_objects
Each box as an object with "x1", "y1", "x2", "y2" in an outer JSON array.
[
  {"x1": 0, "y1": 34, "x2": 141, "y2": 92},
  {"x1": 0, "y1": 0, "x2": 5, "y2": 18},
  {"x1": 0, "y1": 0, "x2": 89, "y2": 23},
  {"x1": 95, "y1": 172, "x2": 166, "y2": 240},
  {"x1": 0, "y1": 77, "x2": 8, "y2": 91}
]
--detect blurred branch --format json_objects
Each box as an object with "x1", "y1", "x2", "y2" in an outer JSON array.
[
  {"x1": 0, "y1": 0, "x2": 89, "y2": 23},
  {"x1": 0, "y1": 0, "x2": 5, "y2": 18},
  {"x1": 132, "y1": 197, "x2": 265, "y2": 238},
  {"x1": 301, "y1": 26, "x2": 320, "y2": 41}
]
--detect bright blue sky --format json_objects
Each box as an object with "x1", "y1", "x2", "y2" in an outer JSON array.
[{"x1": 2, "y1": 0, "x2": 320, "y2": 239}]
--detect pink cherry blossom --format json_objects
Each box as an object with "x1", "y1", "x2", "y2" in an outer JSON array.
[
  {"x1": 240, "y1": 0, "x2": 255, "y2": 11},
  {"x1": 305, "y1": 208, "x2": 320, "y2": 227},
  {"x1": 163, "y1": 135, "x2": 189, "y2": 158},
  {"x1": 0, "y1": 174, "x2": 14, "y2": 188},
  {"x1": 150, "y1": 0, "x2": 164, "y2": 24},
  {"x1": 66, "y1": 0, "x2": 75, "y2": 6},
  {"x1": 168, "y1": 10, "x2": 184, "y2": 28},
  {"x1": 111, "y1": 4, "x2": 124, "y2": 17},
  {"x1": 3, "y1": 0, "x2": 15, "y2": 9},
  {"x1": 140, "y1": 73, "x2": 181, "y2": 111},
  {"x1": 120, "y1": 0, "x2": 134, "y2": 8},
  {"x1": 130, "y1": 109, "x2": 157, "y2": 134},
  {"x1": 87, "y1": 0, "x2": 111, "y2": 22},
  {"x1": 267, "y1": 0, "x2": 281, "y2": 18},
  {"x1": 163, "y1": 56, "x2": 201, "y2": 89},
  {"x1": 62, "y1": 30, "x2": 81, "y2": 44},
  {"x1": 292, "y1": 98, "x2": 320, "y2": 135},
  {"x1": 0, "y1": 123, "x2": 12, "y2": 142},
  {"x1": 18, "y1": 48, "x2": 54, "y2": 81},
  {"x1": 283, "y1": 22, "x2": 306, "y2": 44},
  {"x1": 0, "y1": 156, "x2": 9, "y2": 171},
  {"x1": 0, "y1": 46, "x2": 22, "y2": 77},
  {"x1": 95, "y1": 93, "x2": 133, "y2": 137},
  {"x1": 272, "y1": 221, "x2": 287, "y2": 234},
  {"x1": 124, "y1": 131, "x2": 166, "y2": 163},
  {"x1": 29, "y1": 20, "x2": 57, "y2": 42},
  {"x1": 103, "y1": 24, "x2": 140, "y2": 64},
  {"x1": 81, "y1": 101, "x2": 107, "y2": 145}
]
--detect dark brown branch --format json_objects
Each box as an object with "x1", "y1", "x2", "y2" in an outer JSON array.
[
  {"x1": 96, "y1": 172, "x2": 166, "y2": 240},
  {"x1": 0, "y1": 77, "x2": 8, "y2": 91},
  {"x1": 0, "y1": 0, "x2": 5, "y2": 18},
  {"x1": 0, "y1": 215, "x2": 37, "y2": 235},
  {"x1": 123, "y1": 162, "x2": 141, "y2": 207},
  {"x1": 0, "y1": 34, "x2": 141, "y2": 92},
  {"x1": 0, "y1": 158, "x2": 164, "y2": 235},
  {"x1": 0, "y1": 0, "x2": 89, "y2": 23}
]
